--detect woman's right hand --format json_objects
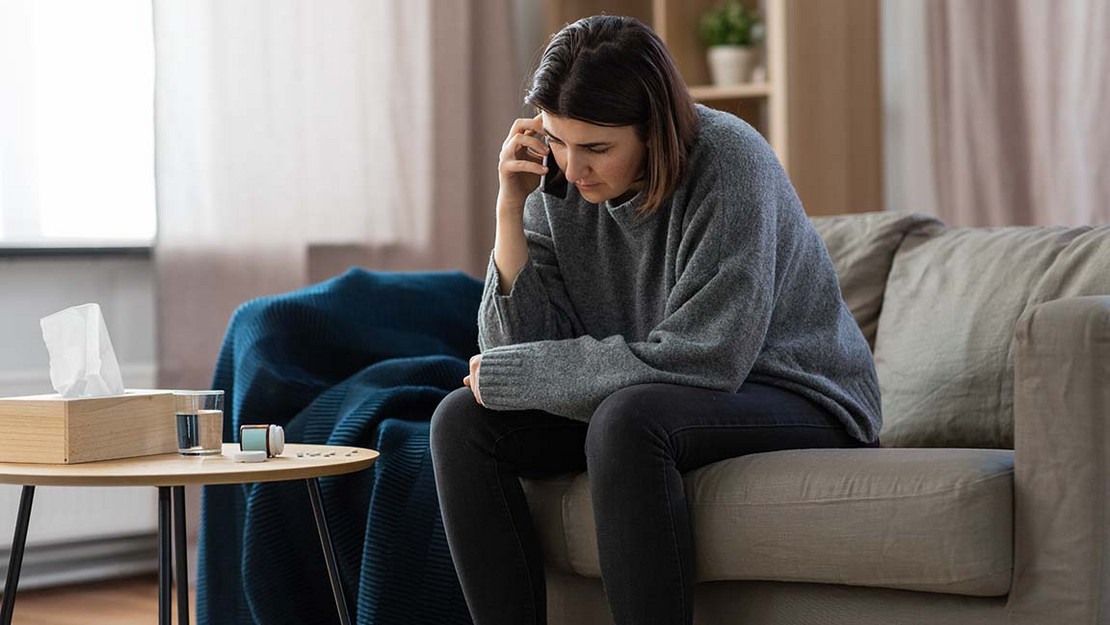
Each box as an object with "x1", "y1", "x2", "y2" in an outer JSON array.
[{"x1": 496, "y1": 113, "x2": 549, "y2": 217}]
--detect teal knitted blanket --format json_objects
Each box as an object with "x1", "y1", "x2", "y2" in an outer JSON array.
[{"x1": 197, "y1": 268, "x2": 481, "y2": 624}]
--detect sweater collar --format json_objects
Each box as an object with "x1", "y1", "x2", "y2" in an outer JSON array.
[{"x1": 602, "y1": 189, "x2": 656, "y2": 231}]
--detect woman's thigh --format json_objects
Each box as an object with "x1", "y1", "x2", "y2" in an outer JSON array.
[
  {"x1": 586, "y1": 382, "x2": 870, "y2": 474},
  {"x1": 430, "y1": 387, "x2": 588, "y2": 478}
]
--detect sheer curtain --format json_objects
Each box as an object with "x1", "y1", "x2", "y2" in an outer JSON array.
[
  {"x1": 883, "y1": 0, "x2": 1110, "y2": 226},
  {"x1": 153, "y1": 0, "x2": 518, "y2": 390}
]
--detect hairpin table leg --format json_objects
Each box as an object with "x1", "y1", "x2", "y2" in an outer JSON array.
[
  {"x1": 0, "y1": 485, "x2": 34, "y2": 625},
  {"x1": 173, "y1": 486, "x2": 190, "y2": 625},
  {"x1": 158, "y1": 487, "x2": 172, "y2": 625},
  {"x1": 307, "y1": 478, "x2": 352, "y2": 625}
]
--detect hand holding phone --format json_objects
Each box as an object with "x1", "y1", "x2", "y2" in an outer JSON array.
[{"x1": 497, "y1": 115, "x2": 557, "y2": 215}]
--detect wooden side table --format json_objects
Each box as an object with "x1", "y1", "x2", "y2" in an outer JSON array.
[{"x1": 0, "y1": 443, "x2": 378, "y2": 625}]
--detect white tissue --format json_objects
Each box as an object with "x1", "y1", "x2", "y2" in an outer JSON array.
[{"x1": 40, "y1": 303, "x2": 126, "y2": 398}]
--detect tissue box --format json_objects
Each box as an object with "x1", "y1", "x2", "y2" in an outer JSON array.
[{"x1": 0, "y1": 390, "x2": 176, "y2": 464}]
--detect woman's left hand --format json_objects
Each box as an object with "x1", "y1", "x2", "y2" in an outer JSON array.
[{"x1": 463, "y1": 354, "x2": 483, "y2": 405}]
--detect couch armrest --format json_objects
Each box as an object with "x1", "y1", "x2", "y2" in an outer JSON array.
[{"x1": 1010, "y1": 296, "x2": 1110, "y2": 624}]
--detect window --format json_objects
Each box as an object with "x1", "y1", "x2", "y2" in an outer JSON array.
[{"x1": 0, "y1": 0, "x2": 156, "y2": 248}]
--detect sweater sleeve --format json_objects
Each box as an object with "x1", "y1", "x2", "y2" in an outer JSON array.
[
  {"x1": 477, "y1": 191, "x2": 586, "y2": 351},
  {"x1": 478, "y1": 175, "x2": 782, "y2": 422}
]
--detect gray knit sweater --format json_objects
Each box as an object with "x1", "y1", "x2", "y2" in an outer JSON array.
[{"x1": 476, "y1": 105, "x2": 881, "y2": 443}]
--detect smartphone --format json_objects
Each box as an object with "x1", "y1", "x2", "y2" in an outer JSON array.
[{"x1": 539, "y1": 135, "x2": 568, "y2": 199}]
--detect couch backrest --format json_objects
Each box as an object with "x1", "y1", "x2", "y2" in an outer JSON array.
[
  {"x1": 871, "y1": 224, "x2": 1110, "y2": 449},
  {"x1": 813, "y1": 213, "x2": 1110, "y2": 449},
  {"x1": 810, "y1": 211, "x2": 944, "y2": 349}
]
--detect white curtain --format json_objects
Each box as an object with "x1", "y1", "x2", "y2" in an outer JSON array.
[
  {"x1": 882, "y1": 0, "x2": 1110, "y2": 226},
  {"x1": 153, "y1": 0, "x2": 519, "y2": 390}
]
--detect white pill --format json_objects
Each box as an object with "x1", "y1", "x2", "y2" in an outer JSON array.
[{"x1": 233, "y1": 450, "x2": 267, "y2": 463}]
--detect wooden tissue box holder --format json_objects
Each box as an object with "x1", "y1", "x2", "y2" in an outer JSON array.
[{"x1": 0, "y1": 390, "x2": 177, "y2": 464}]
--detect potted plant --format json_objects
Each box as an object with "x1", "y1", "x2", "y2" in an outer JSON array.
[{"x1": 699, "y1": 1, "x2": 765, "y2": 86}]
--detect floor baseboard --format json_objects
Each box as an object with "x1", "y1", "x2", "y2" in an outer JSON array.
[{"x1": 0, "y1": 532, "x2": 157, "y2": 590}]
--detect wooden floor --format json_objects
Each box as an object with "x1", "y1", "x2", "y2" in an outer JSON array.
[{"x1": 5, "y1": 575, "x2": 196, "y2": 625}]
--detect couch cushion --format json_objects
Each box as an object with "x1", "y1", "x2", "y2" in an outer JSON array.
[
  {"x1": 809, "y1": 212, "x2": 944, "y2": 348},
  {"x1": 522, "y1": 448, "x2": 1014, "y2": 597},
  {"x1": 874, "y1": 226, "x2": 1110, "y2": 448}
]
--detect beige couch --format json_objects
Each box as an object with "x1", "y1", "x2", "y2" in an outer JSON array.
[{"x1": 521, "y1": 212, "x2": 1110, "y2": 625}]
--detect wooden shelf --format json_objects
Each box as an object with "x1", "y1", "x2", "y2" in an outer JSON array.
[
  {"x1": 688, "y1": 82, "x2": 772, "y2": 101},
  {"x1": 545, "y1": 0, "x2": 788, "y2": 169}
]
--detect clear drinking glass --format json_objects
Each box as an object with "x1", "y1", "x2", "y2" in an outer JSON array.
[{"x1": 173, "y1": 390, "x2": 224, "y2": 456}]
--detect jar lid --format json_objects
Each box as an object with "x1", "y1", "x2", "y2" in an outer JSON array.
[{"x1": 269, "y1": 425, "x2": 285, "y2": 456}]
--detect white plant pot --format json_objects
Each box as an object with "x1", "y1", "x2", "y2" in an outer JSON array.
[{"x1": 707, "y1": 45, "x2": 758, "y2": 86}]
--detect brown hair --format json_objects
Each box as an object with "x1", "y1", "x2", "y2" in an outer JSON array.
[{"x1": 524, "y1": 15, "x2": 700, "y2": 216}]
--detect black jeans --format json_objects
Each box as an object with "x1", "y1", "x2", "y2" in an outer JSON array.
[{"x1": 429, "y1": 382, "x2": 874, "y2": 625}]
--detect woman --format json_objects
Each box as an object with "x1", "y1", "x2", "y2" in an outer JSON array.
[{"x1": 430, "y1": 15, "x2": 880, "y2": 625}]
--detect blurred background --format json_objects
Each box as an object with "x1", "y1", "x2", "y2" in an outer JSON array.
[{"x1": 0, "y1": 0, "x2": 1106, "y2": 618}]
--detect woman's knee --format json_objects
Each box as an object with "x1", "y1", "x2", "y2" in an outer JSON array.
[
  {"x1": 586, "y1": 384, "x2": 672, "y2": 463},
  {"x1": 429, "y1": 387, "x2": 485, "y2": 456}
]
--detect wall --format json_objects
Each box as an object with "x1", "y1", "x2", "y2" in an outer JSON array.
[
  {"x1": 515, "y1": 0, "x2": 546, "y2": 86},
  {"x1": 0, "y1": 253, "x2": 160, "y2": 587},
  {"x1": 880, "y1": 0, "x2": 936, "y2": 217}
]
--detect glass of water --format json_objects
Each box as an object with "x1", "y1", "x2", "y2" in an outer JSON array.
[{"x1": 173, "y1": 390, "x2": 224, "y2": 456}]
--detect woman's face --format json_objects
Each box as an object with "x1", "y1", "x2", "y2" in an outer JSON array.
[{"x1": 541, "y1": 111, "x2": 647, "y2": 204}]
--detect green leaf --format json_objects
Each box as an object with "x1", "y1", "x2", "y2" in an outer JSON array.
[{"x1": 698, "y1": 1, "x2": 764, "y2": 48}]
